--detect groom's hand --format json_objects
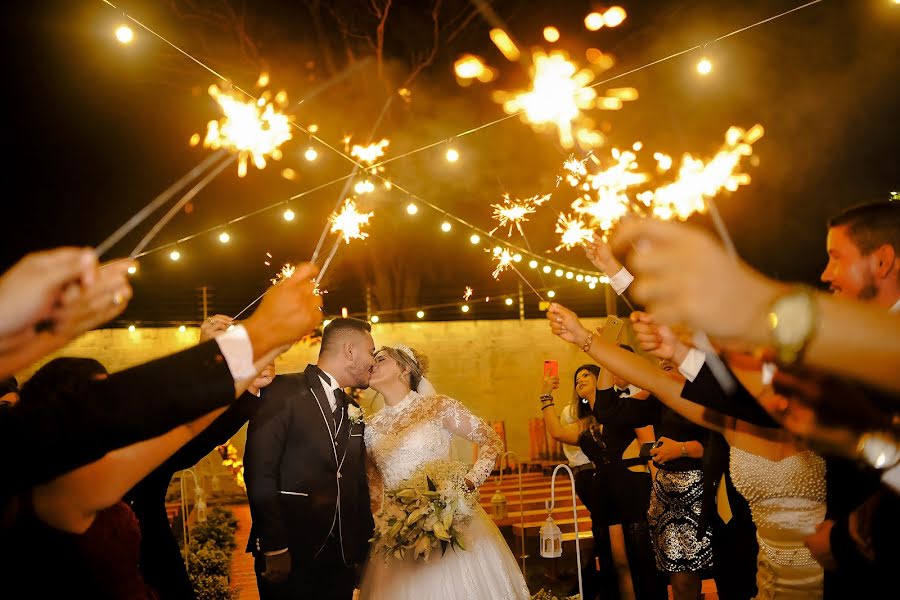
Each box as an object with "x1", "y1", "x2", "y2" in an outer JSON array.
[{"x1": 263, "y1": 550, "x2": 292, "y2": 583}]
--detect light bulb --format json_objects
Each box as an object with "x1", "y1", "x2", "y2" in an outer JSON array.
[
  {"x1": 218, "y1": 231, "x2": 230, "y2": 244},
  {"x1": 283, "y1": 208, "x2": 295, "y2": 221},
  {"x1": 441, "y1": 221, "x2": 452, "y2": 232},
  {"x1": 697, "y1": 58, "x2": 713, "y2": 75},
  {"x1": 470, "y1": 234, "x2": 481, "y2": 244},
  {"x1": 115, "y1": 25, "x2": 134, "y2": 44},
  {"x1": 304, "y1": 147, "x2": 318, "y2": 161},
  {"x1": 446, "y1": 148, "x2": 459, "y2": 162},
  {"x1": 407, "y1": 203, "x2": 418, "y2": 215},
  {"x1": 169, "y1": 250, "x2": 181, "y2": 261}
]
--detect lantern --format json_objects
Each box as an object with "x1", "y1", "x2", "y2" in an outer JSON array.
[
  {"x1": 195, "y1": 497, "x2": 207, "y2": 523},
  {"x1": 491, "y1": 489, "x2": 508, "y2": 520},
  {"x1": 539, "y1": 515, "x2": 562, "y2": 558}
]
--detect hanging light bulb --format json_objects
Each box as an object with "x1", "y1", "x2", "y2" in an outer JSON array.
[
  {"x1": 441, "y1": 221, "x2": 452, "y2": 232},
  {"x1": 127, "y1": 264, "x2": 138, "y2": 275},
  {"x1": 169, "y1": 250, "x2": 181, "y2": 261},
  {"x1": 470, "y1": 233, "x2": 481, "y2": 244},
  {"x1": 371, "y1": 315, "x2": 380, "y2": 323},
  {"x1": 529, "y1": 260, "x2": 538, "y2": 269},
  {"x1": 407, "y1": 203, "x2": 419, "y2": 215},
  {"x1": 696, "y1": 57, "x2": 713, "y2": 75},
  {"x1": 283, "y1": 208, "x2": 296, "y2": 221},
  {"x1": 416, "y1": 310, "x2": 425, "y2": 319},
  {"x1": 461, "y1": 304, "x2": 470, "y2": 313},
  {"x1": 218, "y1": 231, "x2": 230, "y2": 244},
  {"x1": 504, "y1": 298, "x2": 514, "y2": 306},
  {"x1": 304, "y1": 147, "x2": 318, "y2": 161},
  {"x1": 115, "y1": 25, "x2": 134, "y2": 44},
  {"x1": 446, "y1": 148, "x2": 460, "y2": 162}
]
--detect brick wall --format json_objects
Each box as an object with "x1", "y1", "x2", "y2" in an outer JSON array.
[{"x1": 18, "y1": 317, "x2": 637, "y2": 480}]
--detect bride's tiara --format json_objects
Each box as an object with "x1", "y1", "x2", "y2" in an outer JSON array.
[{"x1": 395, "y1": 344, "x2": 418, "y2": 366}]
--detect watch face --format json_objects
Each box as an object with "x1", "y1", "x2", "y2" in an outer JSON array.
[{"x1": 771, "y1": 293, "x2": 813, "y2": 346}]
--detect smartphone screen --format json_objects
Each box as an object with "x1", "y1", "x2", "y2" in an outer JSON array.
[
  {"x1": 600, "y1": 315, "x2": 624, "y2": 344},
  {"x1": 543, "y1": 360, "x2": 559, "y2": 378}
]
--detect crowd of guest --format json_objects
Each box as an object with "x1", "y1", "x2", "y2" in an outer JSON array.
[{"x1": 539, "y1": 200, "x2": 898, "y2": 599}]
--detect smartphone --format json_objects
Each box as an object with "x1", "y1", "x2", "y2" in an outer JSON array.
[
  {"x1": 543, "y1": 360, "x2": 559, "y2": 378},
  {"x1": 600, "y1": 315, "x2": 624, "y2": 343},
  {"x1": 639, "y1": 440, "x2": 662, "y2": 459}
]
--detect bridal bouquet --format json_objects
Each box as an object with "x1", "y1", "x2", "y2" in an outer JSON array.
[{"x1": 370, "y1": 460, "x2": 479, "y2": 563}]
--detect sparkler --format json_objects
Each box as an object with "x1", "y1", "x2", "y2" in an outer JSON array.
[
  {"x1": 555, "y1": 213, "x2": 594, "y2": 251},
  {"x1": 270, "y1": 263, "x2": 296, "y2": 285},
  {"x1": 463, "y1": 286, "x2": 474, "y2": 301},
  {"x1": 489, "y1": 193, "x2": 551, "y2": 237},
  {"x1": 489, "y1": 249, "x2": 546, "y2": 302},
  {"x1": 316, "y1": 200, "x2": 375, "y2": 284},
  {"x1": 350, "y1": 139, "x2": 390, "y2": 164},
  {"x1": 199, "y1": 84, "x2": 293, "y2": 177}
]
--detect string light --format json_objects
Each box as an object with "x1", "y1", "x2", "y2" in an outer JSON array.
[
  {"x1": 543, "y1": 26, "x2": 560, "y2": 43},
  {"x1": 169, "y1": 250, "x2": 181, "y2": 261},
  {"x1": 547, "y1": 290, "x2": 556, "y2": 298},
  {"x1": 446, "y1": 148, "x2": 460, "y2": 162},
  {"x1": 697, "y1": 57, "x2": 713, "y2": 75},
  {"x1": 529, "y1": 260, "x2": 538, "y2": 268},
  {"x1": 416, "y1": 310, "x2": 425, "y2": 319},
  {"x1": 542, "y1": 265, "x2": 552, "y2": 274},
  {"x1": 461, "y1": 304, "x2": 470, "y2": 313},
  {"x1": 128, "y1": 324, "x2": 136, "y2": 332},
  {"x1": 584, "y1": 13, "x2": 604, "y2": 31},
  {"x1": 115, "y1": 25, "x2": 134, "y2": 44},
  {"x1": 283, "y1": 208, "x2": 295, "y2": 221},
  {"x1": 178, "y1": 325, "x2": 187, "y2": 332},
  {"x1": 406, "y1": 203, "x2": 419, "y2": 215},
  {"x1": 371, "y1": 315, "x2": 380, "y2": 323},
  {"x1": 470, "y1": 233, "x2": 481, "y2": 244},
  {"x1": 603, "y1": 6, "x2": 627, "y2": 27},
  {"x1": 218, "y1": 231, "x2": 230, "y2": 244},
  {"x1": 441, "y1": 221, "x2": 452, "y2": 232},
  {"x1": 554, "y1": 269, "x2": 563, "y2": 277},
  {"x1": 304, "y1": 147, "x2": 318, "y2": 161},
  {"x1": 127, "y1": 264, "x2": 137, "y2": 275},
  {"x1": 504, "y1": 298, "x2": 514, "y2": 306}
]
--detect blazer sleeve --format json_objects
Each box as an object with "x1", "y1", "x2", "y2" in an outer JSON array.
[
  {"x1": 4, "y1": 340, "x2": 235, "y2": 493},
  {"x1": 244, "y1": 379, "x2": 294, "y2": 553},
  {"x1": 681, "y1": 363, "x2": 780, "y2": 428}
]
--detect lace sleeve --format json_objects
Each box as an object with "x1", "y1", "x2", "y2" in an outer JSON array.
[
  {"x1": 365, "y1": 449, "x2": 384, "y2": 514},
  {"x1": 436, "y1": 396, "x2": 503, "y2": 488}
]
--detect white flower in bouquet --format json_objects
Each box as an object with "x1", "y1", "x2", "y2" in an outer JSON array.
[
  {"x1": 348, "y1": 404, "x2": 365, "y2": 425},
  {"x1": 370, "y1": 460, "x2": 479, "y2": 563}
]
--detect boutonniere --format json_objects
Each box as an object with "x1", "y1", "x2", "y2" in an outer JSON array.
[{"x1": 348, "y1": 404, "x2": 365, "y2": 425}]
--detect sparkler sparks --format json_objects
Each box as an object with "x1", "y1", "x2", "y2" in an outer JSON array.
[
  {"x1": 490, "y1": 248, "x2": 515, "y2": 279},
  {"x1": 489, "y1": 193, "x2": 552, "y2": 236},
  {"x1": 555, "y1": 213, "x2": 594, "y2": 251},
  {"x1": 329, "y1": 199, "x2": 374, "y2": 244},
  {"x1": 270, "y1": 263, "x2": 296, "y2": 285},
  {"x1": 199, "y1": 84, "x2": 293, "y2": 177},
  {"x1": 350, "y1": 139, "x2": 390, "y2": 164},
  {"x1": 463, "y1": 286, "x2": 474, "y2": 301}
]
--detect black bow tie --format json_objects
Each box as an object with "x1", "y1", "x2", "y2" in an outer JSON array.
[{"x1": 615, "y1": 388, "x2": 630, "y2": 397}]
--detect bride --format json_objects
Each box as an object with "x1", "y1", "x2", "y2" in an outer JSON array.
[{"x1": 357, "y1": 344, "x2": 530, "y2": 600}]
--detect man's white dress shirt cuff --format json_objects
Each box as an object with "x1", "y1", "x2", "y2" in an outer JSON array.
[
  {"x1": 678, "y1": 348, "x2": 707, "y2": 383},
  {"x1": 608, "y1": 267, "x2": 634, "y2": 296},
  {"x1": 214, "y1": 324, "x2": 256, "y2": 381}
]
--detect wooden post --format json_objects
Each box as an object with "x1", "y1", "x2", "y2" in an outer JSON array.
[
  {"x1": 365, "y1": 285, "x2": 372, "y2": 321},
  {"x1": 518, "y1": 281, "x2": 525, "y2": 322},
  {"x1": 201, "y1": 285, "x2": 208, "y2": 321}
]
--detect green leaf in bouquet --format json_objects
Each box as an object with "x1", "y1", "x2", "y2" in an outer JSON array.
[
  {"x1": 427, "y1": 475, "x2": 437, "y2": 492},
  {"x1": 432, "y1": 521, "x2": 451, "y2": 541},
  {"x1": 406, "y1": 506, "x2": 429, "y2": 525},
  {"x1": 441, "y1": 509, "x2": 453, "y2": 531},
  {"x1": 453, "y1": 534, "x2": 466, "y2": 551}
]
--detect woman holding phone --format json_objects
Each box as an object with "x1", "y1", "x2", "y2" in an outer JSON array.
[{"x1": 540, "y1": 356, "x2": 666, "y2": 600}]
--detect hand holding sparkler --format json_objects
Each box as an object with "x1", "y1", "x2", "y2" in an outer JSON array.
[
  {"x1": 611, "y1": 219, "x2": 776, "y2": 344},
  {"x1": 200, "y1": 314, "x2": 234, "y2": 343},
  {"x1": 584, "y1": 231, "x2": 624, "y2": 277}
]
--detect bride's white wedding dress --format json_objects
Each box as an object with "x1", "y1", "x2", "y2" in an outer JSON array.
[
  {"x1": 729, "y1": 447, "x2": 827, "y2": 599},
  {"x1": 358, "y1": 391, "x2": 531, "y2": 600}
]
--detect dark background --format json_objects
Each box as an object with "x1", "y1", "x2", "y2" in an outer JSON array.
[{"x1": 4, "y1": 0, "x2": 898, "y2": 325}]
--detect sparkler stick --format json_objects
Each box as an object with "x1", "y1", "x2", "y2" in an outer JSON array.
[
  {"x1": 509, "y1": 262, "x2": 546, "y2": 303},
  {"x1": 232, "y1": 288, "x2": 269, "y2": 320},
  {"x1": 315, "y1": 237, "x2": 343, "y2": 284},
  {"x1": 95, "y1": 149, "x2": 226, "y2": 257},
  {"x1": 130, "y1": 154, "x2": 236, "y2": 257}
]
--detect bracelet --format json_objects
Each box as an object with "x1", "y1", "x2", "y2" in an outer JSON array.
[
  {"x1": 680, "y1": 443, "x2": 688, "y2": 458},
  {"x1": 580, "y1": 331, "x2": 594, "y2": 353},
  {"x1": 541, "y1": 403, "x2": 555, "y2": 410},
  {"x1": 539, "y1": 394, "x2": 553, "y2": 402}
]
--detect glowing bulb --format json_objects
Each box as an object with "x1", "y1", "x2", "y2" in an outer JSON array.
[
  {"x1": 589, "y1": 282, "x2": 596, "y2": 289},
  {"x1": 493, "y1": 246, "x2": 503, "y2": 255},
  {"x1": 504, "y1": 298, "x2": 514, "y2": 306},
  {"x1": 406, "y1": 203, "x2": 418, "y2": 215},
  {"x1": 543, "y1": 26, "x2": 560, "y2": 43},
  {"x1": 461, "y1": 304, "x2": 470, "y2": 313},
  {"x1": 470, "y1": 233, "x2": 481, "y2": 244},
  {"x1": 529, "y1": 260, "x2": 538, "y2": 269},
  {"x1": 115, "y1": 25, "x2": 134, "y2": 44},
  {"x1": 547, "y1": 290, "x2": 556, "y2": 298},
  {"x1": 283, "y1": 208, "x2": 295, "y2": 221},
  {"x1": 542, "y1": 265, "x2": 552, "y2": 274},
  {"x1": 127, "y1": 265, "x2": 137, "y2": 275},
  {"x1": 179, "y1": 325, "x2": 187, "y2": 332},
  {"x1": 697, "y1": 58, "x2": 713, "y2": 75},
  {"x1": 603, "y1": 6, "x2": 627, "y2": 27},
  {"x1": 554, "y1": 269, "x2": 563, "y2": 277},
  {"x1": 585, "y1": 12, "x2": 604, "y2": 31},
  {"x1": 513, "y1": 253, "x2": 522, "y2": 262},
  {"x1": 441, "y1": 221, "x2": 452, "y2": 232},
  {"x1": 446, "y1": 148, "x2": 459, "y2": 162},
  {"x1": 218, "y1": 231, "x2": 230, "y2": 244},
  {"x1": 304, "y1": 147, "x2": 318, "y2": 161},
  {"x1": 169, "y1": 250, "x2": 181, "y2": 261},
  {"x1": 576, "y1": 274, "x2": 584, "y2": 282},
  {"x1": 566, "y1": 272, "x2": 574, "y2": 279},
  {"x1": 416, "y1": 310, "x2": 425, "y2": 319},
  {"x1": 128, "y1": 324, "x2": 136, "y2": 332},
  {"x1": 371, "y1": 315, "x2": 380, "y2": 323}
]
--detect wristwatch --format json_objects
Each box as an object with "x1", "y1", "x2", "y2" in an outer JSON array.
[{"x1": 766, "y1": 286, "x2": 819, "y2": 366}]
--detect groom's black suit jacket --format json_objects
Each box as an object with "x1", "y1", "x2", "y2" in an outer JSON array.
[{"x1": 244, "y1": 365, "x2": 373, "y2": 566}]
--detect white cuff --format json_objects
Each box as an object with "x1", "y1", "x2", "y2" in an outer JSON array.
[
  {"x1": 264, "y1": 547, "x2": 289, "y2": 556},
  {"x1": 882, "y1": 464, "x2": 900, "y2": 494},
  {"x1": 678, "y1": 348, "x2": 707, "y2": 383},
  {"x1": 608, "y1": 267, "x2": 634, "y2": 296},
  {"x1": 215, "y1": 324, "x2": 257, "y2": 381}
]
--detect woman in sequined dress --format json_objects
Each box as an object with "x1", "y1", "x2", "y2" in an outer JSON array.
[{"x1": 548, "y1": 305, "x2": 827, "y2": 599}]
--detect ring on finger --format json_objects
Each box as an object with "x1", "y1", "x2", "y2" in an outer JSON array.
[{"x1": 113, "y1": 292, "x2": 124, "y2": 305}]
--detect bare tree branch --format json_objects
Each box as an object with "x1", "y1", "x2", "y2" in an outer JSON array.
[{"x1": 402, "y1": 0, "x2": 444, "y2": 89}]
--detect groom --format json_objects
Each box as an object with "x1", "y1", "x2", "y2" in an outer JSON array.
[{"x1": 244, "y1": 317, "x2": 376, "y2": 600}]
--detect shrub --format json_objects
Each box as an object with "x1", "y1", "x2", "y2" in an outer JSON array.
[{"x1": 186, "y1": 506, "x2": 240, "y2": 600}]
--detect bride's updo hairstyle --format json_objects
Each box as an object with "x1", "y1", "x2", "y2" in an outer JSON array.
[{"x1": 380, "y1": 345, "x2": 429, "y2": 391}]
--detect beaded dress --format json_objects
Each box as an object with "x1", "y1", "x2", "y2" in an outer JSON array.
[
  {"x1": 729, "y1": 447, "x2": 827, "y2": 599},
  {"x1": 357, "y1": 391, "x2": 530, "y2": 600}
]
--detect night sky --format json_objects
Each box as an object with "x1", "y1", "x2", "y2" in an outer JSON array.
[{"x1": 4, "y1": 0, "x2": 899, "y2": 325}]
